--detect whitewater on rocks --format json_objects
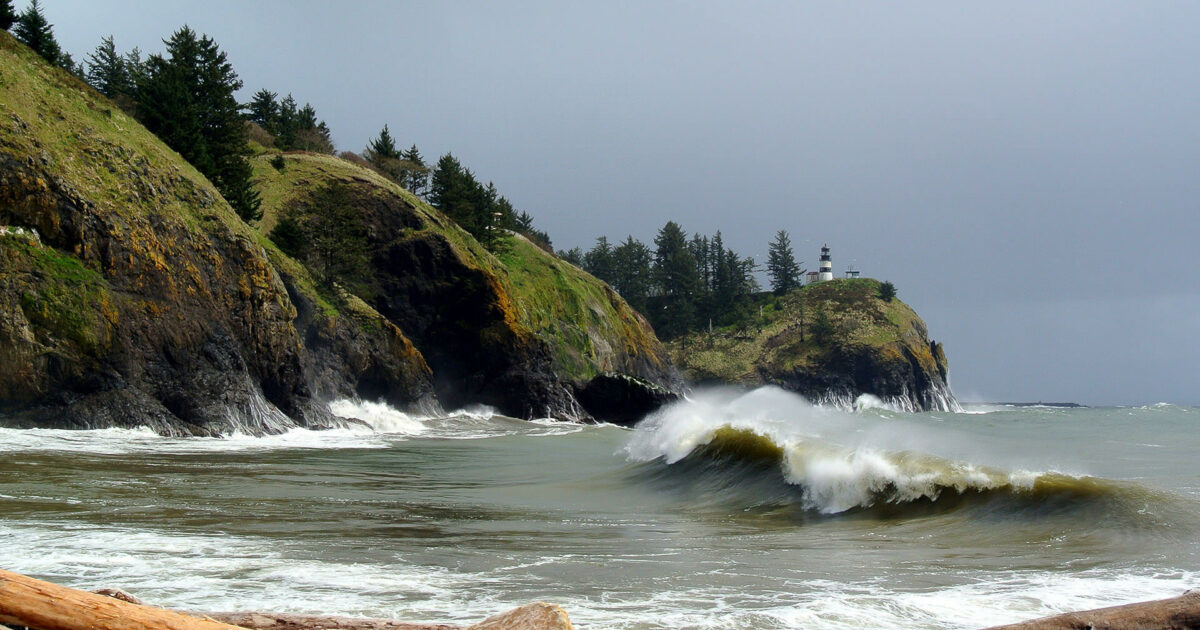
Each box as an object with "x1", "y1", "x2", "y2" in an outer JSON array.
[{"x1": 2, "y1": 388, "x2": 1199, "y2": 629}]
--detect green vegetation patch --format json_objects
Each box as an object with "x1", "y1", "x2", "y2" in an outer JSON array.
[
  {"x1": 3, "y1": 235, "x2": 115, "y2": 353},
  {"x1": 670, "y1": 278, "x2": 931, "y2": 382}
]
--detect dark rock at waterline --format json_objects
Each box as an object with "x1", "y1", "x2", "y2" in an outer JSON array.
[
  {"x1": 766, "y1": 339, "x2": 955, "y2": 412},
  {"x1": 575, "y1": 372, "x2": 681, "y2": 426}
]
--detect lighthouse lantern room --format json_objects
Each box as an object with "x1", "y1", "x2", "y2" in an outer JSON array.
[{"x1": 818, "y1": 244, "x2": 834, "y2": 282}]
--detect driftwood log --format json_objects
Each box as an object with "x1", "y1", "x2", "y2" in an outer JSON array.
[
  {"x1": 0, "y1": 570, "x2": 572, "y2": 630},
  {"x1": 982, "y1": 590, "x2": 1200, "y2": 630}
]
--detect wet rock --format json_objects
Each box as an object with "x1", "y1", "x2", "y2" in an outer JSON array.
[{"x1": 575, "y1": 372, "x2": 680, "y2": 426}]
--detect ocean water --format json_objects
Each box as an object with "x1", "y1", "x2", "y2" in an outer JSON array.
[{"x1": 1, "y1": 387, "x2": 1197, "y2": 629}]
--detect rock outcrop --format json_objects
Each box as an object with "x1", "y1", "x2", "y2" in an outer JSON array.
[
  {"x1": 0, "y1": 31, "x2": 678, "y2": 432},
  {"x1": 669, "y1": 278, "x2": 957, "y2": 412},
  {"x1": 250, "y1": 152, "x2": 681, "y2": 421},
  {"x1": 0, "y1": 32, "x2": 431, "y2": 434}
]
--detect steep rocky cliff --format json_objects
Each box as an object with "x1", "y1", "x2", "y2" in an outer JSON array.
[
  {"x1": 669, "y1": 279, "x2": 957, "y2": 411},
  {"x1": 0, "y1": 32, "x2": 431, "y2": 434},
  {"x1": 250, "y1": 152, "x2": 681, "y2": 420},
  {"x1": 0, "y1": 31, "x2": 677, "y2": 432}
]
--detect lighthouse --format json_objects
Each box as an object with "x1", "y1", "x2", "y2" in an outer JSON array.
[{"x1": 818, "y1": 244, "x2": 833, "y2": 282}]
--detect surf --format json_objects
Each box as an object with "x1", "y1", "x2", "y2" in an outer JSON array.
[{"x1": 623, "y1": 387, "x2": 1150, "y2": 517}]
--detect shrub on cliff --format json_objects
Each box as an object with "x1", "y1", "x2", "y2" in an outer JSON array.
[
  {"x1": 878, "y1": 281, "x2": 897, "y2": 302},
  {"x1": 271, "y1": 181, "x2": 371, "y2": 294}
]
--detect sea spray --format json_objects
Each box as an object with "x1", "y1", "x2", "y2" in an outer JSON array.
[
  {"x1": 624, "y1": 386, "x2": 1091, "y2": 513},
  {"x1": 328, "y1": 399, "x2": 428, "y2": 435}
]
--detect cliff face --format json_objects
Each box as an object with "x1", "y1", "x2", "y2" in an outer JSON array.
[
  {"x1": 0, "y1": 33, "x2": 432, "y2": 434},
  {"x1": 0, "y1": 31, "x2": 679, "y2": 432},
  {"x1": 669, "y1": 279, "x2": 957, "y2": 412},
  {"x1": 251, "y1": 153, "x2": 681, "y2": 420}
]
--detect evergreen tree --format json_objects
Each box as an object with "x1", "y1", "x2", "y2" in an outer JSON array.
[
  {"x1": 246, "y1": 89, "x2": 279, "y2": 131},
  {"x1": 365, "y1": 124, "x2": 401, "y2": 162},
  {"x1": 559, "y1": 247, "x2": 584, "y2": 267},
  {"x1": 399, "y1": 144, "x2": 429, "y2": 196},
  {"x1": 1, "y1": 0, "x2": 17, "y2": 31},
  {"x1": 652, "y1": 221, "x2": 699, "y2": 339},
  {"x1": 273, "y1": 94, "x2": 299, "y2": 148},
  {"x1": 85, "y1": 36, "x2": 134, "y2": 101},
  {"x1": 364, "y1": 125, "x2": 420, "y2": 187},
  {"x1": 878, "y1": 281, "x2": 897, "y2": 302},
  {"x1": 268, "y1": 214, "x2": 305, "y2": 258},
  {"x1": 14, "y1": 0, "x2": 64, "y2": 68},
  {"x1": 475, "y1": 181, "x2": 503, "y2": 251},
  {"x1": 274, "y1": 182, "x2": 370, "y2": 292},
  {"x1": 767, "y1": 230, "x2": 802, "y2": 295},
  {"x1": 123, "y1": 46, "x2": 146, "y2": 86},
  {"x1": 137, "y1": 26, "x2": 260, "y2": 221},
  {"x1": 583, "y1": 236, "x2": 616, "y2": 285},
  {"x1": 429, "y1": 153, "x2": 463, "y2": 206},
  {"x1": 709, "y1": 232, "x2": 732, "y2": 323},
  {"x1": 689, "y1": 234, "x2": 712, "y2": 296},
  {"x1": 612, "y1": 236, "x2": 653, "y2": 313},
  {"x1": 811, "y1": 305, "x2": 835, "y2": 344}
]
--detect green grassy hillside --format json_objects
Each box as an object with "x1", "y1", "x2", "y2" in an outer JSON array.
[{"x1": 670, "y1": 278, "x2": 952, "y2": 410}]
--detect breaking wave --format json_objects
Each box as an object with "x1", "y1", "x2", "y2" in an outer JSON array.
[{"x1": 624, "y1": 387, "x2": 1141, "y2": 516}]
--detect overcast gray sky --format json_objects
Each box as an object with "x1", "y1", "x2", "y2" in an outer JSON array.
[{"x1": 42, "y1": 1, "x2": 1200, "y2": 405}]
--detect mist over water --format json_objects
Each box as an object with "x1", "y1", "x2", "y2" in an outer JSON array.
[{"x1": 2, "y1": 390, "x2": 1198, "y2": 629}]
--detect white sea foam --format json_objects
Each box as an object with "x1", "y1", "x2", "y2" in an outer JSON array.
[
  {"x1": 328, "y1": 399, "x2": 428, "y2": 435},
  {"x1": 0, "y1": 425, "x2": 389, "y2": 454},
  {"x1": 0, "y1": 399, "x2": 587, "y2": 454},
  {"x1": 4, "y1": 516, "x2": 1192, "y2": 630},
  {"x1": 624, "y1": 386, "x2": 1067, "y2": 513}
]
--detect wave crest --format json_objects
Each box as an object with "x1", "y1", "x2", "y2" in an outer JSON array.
[{"x1": 625, "y1": 387, "x2": 1117, "y2": 515}]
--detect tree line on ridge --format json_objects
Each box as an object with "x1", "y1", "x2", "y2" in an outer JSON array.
[
  {"x1": 2, "y1": 0, "x2": 551, "y2": 255},
  {"x1": 560, "y1": 226, "x2": 806, "y2": 339}
]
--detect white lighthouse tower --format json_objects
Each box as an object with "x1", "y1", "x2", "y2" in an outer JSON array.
[{"x1": 818, "y1": 244, "x2": 833, "y2": 282}]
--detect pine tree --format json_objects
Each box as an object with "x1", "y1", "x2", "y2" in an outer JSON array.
[
  {"x1": 0, "y1": 0, "x2": 17, "y2": 31},
  {"x1": 878, "y1": 281, "x2": 897, "y2": 302},
  {"x1": 583, "y1": 236, "x2": 615, "y2": 285},
  {"x1": 137, "y1": 26, "x2": 260, "y2": 221},
  {"x1": 689, "y1": 234, "x2": 711, "y2": 296},
  {"x1": 559, "y1": 247, "x2": 584, "y2": 267},
  {"x1": 365, "y1": 124, "x2": 401, "y2": 162},
  {"x1": 14, "y1": 0, "x2": 64, "y2": 68},
  {"x1": 274, "y1": 94, "x2": 298, "y2": 149},
  {"x1": 767, "y1": 230, "x2": 802, "y2": 295},
  {"x1": 274, "y1": 182, "x2": 370, "y2": 292},
  {"x1": 811, "y1": 305, "x2": 835, "y2": 344},
  {"x1": 652, "y1": 221, "x2": 699, "y2": 339},
  {"x1": 85, "y1": 35, "x2": 139, "y2": 110},
  {"x1": 246, "y1": 89, "x2": 279, "y2": 131},
  {"x1": 612, "y1": 236, "x2": 653, "y2": 313},
  {"x1": 399, "y1": 144, "x2": 429, "y2": 196},
  {"x1": 123, "y1": 46, "x2": 145, "y2": 86}
]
